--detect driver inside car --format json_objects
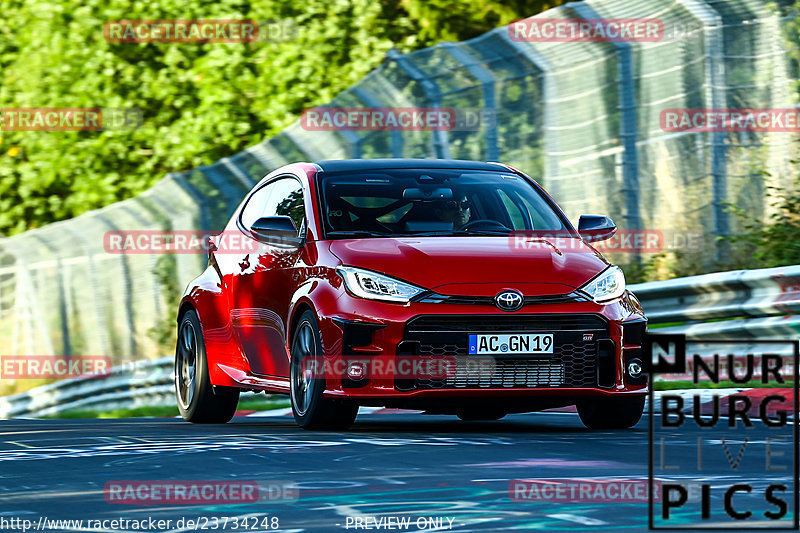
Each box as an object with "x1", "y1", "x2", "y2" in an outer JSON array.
[{"x1": 435, "y1": 195, "x2": 471, "y2": 227}]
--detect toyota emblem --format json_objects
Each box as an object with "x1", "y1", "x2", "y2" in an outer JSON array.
[{"x1": 495, "y1": 290, "x2": 524, "y2": 311}]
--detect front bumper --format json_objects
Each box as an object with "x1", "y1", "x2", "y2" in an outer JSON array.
[{"x1": 313, "y1": 289, "x2": 647, "y2": 403}]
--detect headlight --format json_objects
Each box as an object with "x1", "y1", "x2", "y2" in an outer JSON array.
[
  {"x1": 337, "y1": 266, "x2": 425, "y2": 303},
  {"x1": 579, "y1": 266, "x2": 626, "y2": 304}
]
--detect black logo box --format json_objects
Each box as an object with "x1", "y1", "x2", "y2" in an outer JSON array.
[{"x1": 645, "y1": 335, "x2": 799, "y2": 530}]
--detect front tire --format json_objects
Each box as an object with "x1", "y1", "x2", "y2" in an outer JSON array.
[
  {"x1": 577, "y1": 395, "x2": 645, "y2": 429},
  {"x1": 290, "y1": 311, "x2": 358, "y2": 430},
  {"x1": 175, "y1": 309, "x2": 239, "y2": 423}
]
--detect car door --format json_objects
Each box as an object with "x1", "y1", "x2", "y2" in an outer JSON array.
[{"x1": 229, "y1": 176, "x2": 306, "y2": 378}]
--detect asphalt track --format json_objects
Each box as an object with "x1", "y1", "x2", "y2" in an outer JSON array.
[{"x1": 0, "y1": 409, "x2": 795, "y2": 532}]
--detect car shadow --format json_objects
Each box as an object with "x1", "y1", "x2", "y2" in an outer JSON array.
[{"x1": 228, "y1": 412, "x2": 647, "y2": 434}]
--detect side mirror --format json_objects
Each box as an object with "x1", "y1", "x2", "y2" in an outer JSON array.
[
  {"x1": 578, "y1": 214, "x2": 617, "y2": 242},
  {"x1": 250, "y1": 216, "x2": 303, "y2": 247}
]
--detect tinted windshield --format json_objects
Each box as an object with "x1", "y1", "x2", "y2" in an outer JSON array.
[{"x1": 320, "y1": 169, "x2": 569, "y2": 238}]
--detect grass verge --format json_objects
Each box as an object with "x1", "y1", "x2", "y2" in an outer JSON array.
[
  {"x1": 654, "y1": 380, "x2": 792, "y2": 390},
  {"x1": 41, "y1": 396, "x2": 290, "y2": 419}
]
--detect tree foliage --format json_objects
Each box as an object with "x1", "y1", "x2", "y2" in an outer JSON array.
[
  {"x1": 0, "y1": 0, "x2": 564, "y2": 235},
  {"x1": 726, "y1": 167, "x2": 800, "y2": 268}
]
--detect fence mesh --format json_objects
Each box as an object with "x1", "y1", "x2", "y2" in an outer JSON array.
[{"x1": 0, "y1": 0, "x2": 797, "y2": 378}]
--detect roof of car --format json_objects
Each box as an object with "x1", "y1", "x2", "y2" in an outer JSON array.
[{"x1": 314, "y1": 158, "x2": 510, "y2": 173}]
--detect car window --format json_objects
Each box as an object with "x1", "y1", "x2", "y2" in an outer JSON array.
[
  {"x1": 320, "y1": 169, "x2": 566, "y2": 237},
  {"x1": 240, "y1": 183, "x2": 275, "y2": 229},
  {"x1": 498, "y1": 189, "x2": 526, "y2": 230},
  {"x1": 240, "y1": 177, "x2": 305, "y2": 234},
  {"x1": 268, "y1": 179, "x2": 305, "y2": 233}
]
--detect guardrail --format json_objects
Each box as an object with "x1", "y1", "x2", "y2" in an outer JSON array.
[
  {"x1": 0, "y1": 357, "x2": 263, "y2": 418},
  {"x1": 2, "y1": 0, "x2": 797, "y2": 365},
  {"x1": 632, "y1": 264, "x2": 800, "y2": 339},
  {"x1": 1, "y1": 265, "x2": 797, "y2": 418}
]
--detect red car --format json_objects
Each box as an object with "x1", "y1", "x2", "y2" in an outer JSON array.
[{"x1": 175, "y1": 159, "x2": 647, "y2": 430}]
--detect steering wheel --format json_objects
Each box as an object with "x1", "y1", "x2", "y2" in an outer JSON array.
[{"x1": 458, "y1": 219, "x2": 512, "y2": 232}]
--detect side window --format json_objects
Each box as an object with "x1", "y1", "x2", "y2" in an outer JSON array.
[
  {"x1": 267, "y1": 178, "x2": 305, "y2": 233},
  {"x1": 497, "y1": 189, "x2": 527, "y2": 230},
  {"x1": 240, "y1": 183, "x2": 275, "y2": 230}
]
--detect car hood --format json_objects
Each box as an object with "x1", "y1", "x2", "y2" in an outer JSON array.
[{"x1": 328, "y1": 236, "x2": 610, "y2": 296}]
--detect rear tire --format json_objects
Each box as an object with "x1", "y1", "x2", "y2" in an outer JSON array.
[
  {"x1": 290, "y1": 310, "x2": 358, "y2": 430},
  {"x1": 175, "y1": 309, "x2": 239, "y2": 423},
  {"x1": 577, "y1": 395, "x2": 645, "y2": 429}
]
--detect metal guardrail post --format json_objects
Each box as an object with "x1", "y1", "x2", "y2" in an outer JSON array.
[
  {"x1": 353, "y1": 86, "x2": 404, "y2": 158},
  {"x1": 682, "y1": 0, "x2": 730, "y2": 263},
  {"x1": 439, "y1": 42, "x2": 500, "y2": 162},
  {"x1": 63, "y1": 224, "x2": 110, "y2": 357},
  {"x1": 169, "y1": 173, "x2": 213, "y2": 234},
  {"x1": 497, "y1": 30, "x2": 559, "y2": 192},
  {"x1": 569, "y1": 2, "x2": 642, "y2": 258},
  {"x1": 220, "y1": 156, "x2": 258, "y2": 189},
  {"x1": 386, "y1": 48, "x2": 451, "y2": 159},
  {"x1": 96, "y1": 214, "x2": 139, "y2": 358},
  {"x1": 336, "y1": 127, "x2": 364, "y2": 159}
]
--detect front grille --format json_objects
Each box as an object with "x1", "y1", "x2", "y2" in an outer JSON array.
[
  {"x1": 415, "y1": 358, "x2": 565, "y2": 389},
  {"x1": 398, "y1": 314, "x2": 609, "y2": 390}
]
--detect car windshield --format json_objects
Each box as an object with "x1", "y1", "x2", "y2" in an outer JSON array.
[{"x1": 320, "y1": 169, "x2": 570, "y2": 238}]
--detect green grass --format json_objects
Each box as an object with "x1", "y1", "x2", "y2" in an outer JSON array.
[
  {"x1": 654, "y1": 380, "x2": 793, "y2": 390},
  {"x1": 41, "y1": 396, "x2": 290, "y2": 419},
  {"x1": 647, "y1": 322, "x2": 685, "y2": 329}
]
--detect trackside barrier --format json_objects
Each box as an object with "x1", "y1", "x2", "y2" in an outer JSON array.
[
  {"x1": 631, "y1": 264, "x2": 800, "y2": 324},
  {"x1": 0, "y1": 265, "x2": 796, "y2": 417},
  {"x1": 1, "y1": 0, "x2": 798, "y2": 369},
  {"x1": 0, "y1": 357, "x2": 263, "y2": 418}
]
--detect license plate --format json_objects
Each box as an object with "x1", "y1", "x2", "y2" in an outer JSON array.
[{"x1": 468, "y1": 333, "x2": 554, "y2": 355}]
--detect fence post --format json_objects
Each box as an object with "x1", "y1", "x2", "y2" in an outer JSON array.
[
  {"x1": 680, "y1": 0, "x2": 730, "y2": 263},
  {"x1": 570, "y1": 2, "x2": 642, "y2": 260},
  {"x1": 386, "y1": 48, "x2": 451, "y2": 159},
  {"x1": 498, "y1": 31, "x2": 559, "y2": 194},
  {"x1": 353, "y1": 86, "x2": 404, "y2": 158},
  {"x1": 439, "y1": 42, "x2": 500, "y2": 162},
  {"x1": 96, "y1": 213, "x2": 139, "y2": 358},
  {"x1": 62, "y1": 225, "x2": 110, "y2": 357}
]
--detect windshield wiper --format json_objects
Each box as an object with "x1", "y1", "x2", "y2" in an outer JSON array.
[
  {"x1": 397, "y1": 228, "x2": 513, "y2": 237},
  {"x1": 328, "y1": 228, "x2": 514, "y2": 238},
  {"x1": 455, "y1": 228, "x2": 513, "y2": 236},
  {"x1": 326, "y1": 230, "x2": 392, "y2": 238}
]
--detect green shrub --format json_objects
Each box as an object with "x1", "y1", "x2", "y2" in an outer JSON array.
[{"x1": 0, "y1": 0, "x2": 564, "y2": 235}]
